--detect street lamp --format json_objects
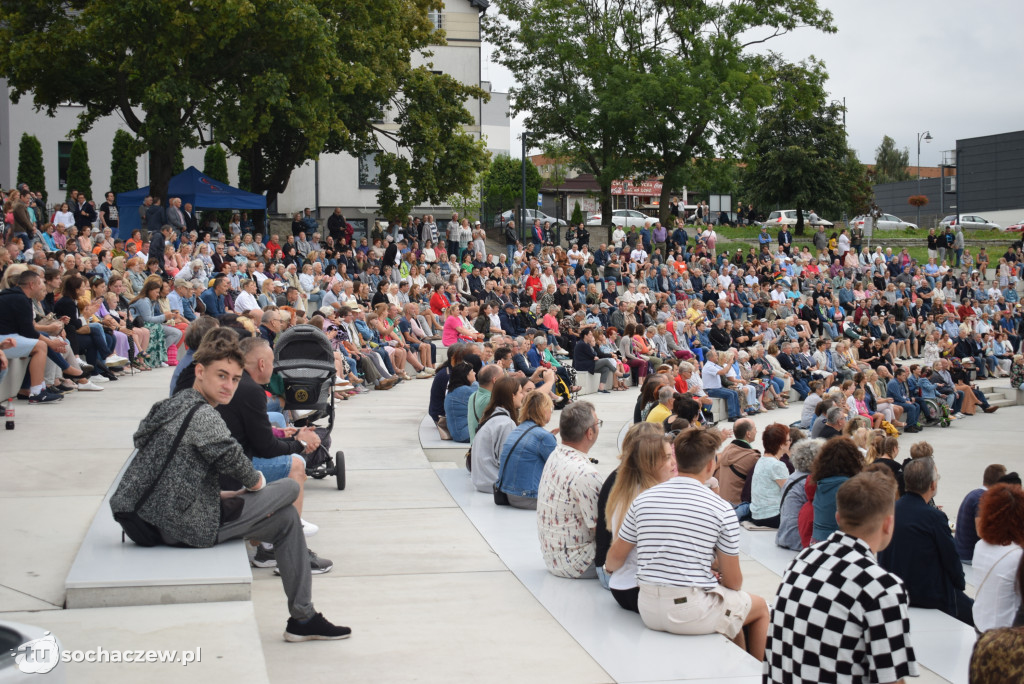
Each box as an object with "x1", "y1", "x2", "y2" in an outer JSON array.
[{"x1": 916, "y1": 130, "x2": 933, "y2": 227}]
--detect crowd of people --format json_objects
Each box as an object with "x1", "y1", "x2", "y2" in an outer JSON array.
[{"x1": 4, "y1": 188, "x2": 1024, "y2": 676}]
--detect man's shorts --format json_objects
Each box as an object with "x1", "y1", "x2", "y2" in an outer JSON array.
[
  {"x1": 0, "y1": 334, "x2": 39, "y2": 359},
  {"x1": 252, "y1": 454, "x2": 304, "y2": 483},
  {"x1": 637, "y1": 582, "x2": 752, "y2": 640}
]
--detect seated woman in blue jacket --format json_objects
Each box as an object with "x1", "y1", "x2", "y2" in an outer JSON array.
[
  {"x1": 496, "y1": 390, "x2": 558, "y2": 510},
  {"x1": 443, "y1": 362, "x2": 477, "y2": 443}
]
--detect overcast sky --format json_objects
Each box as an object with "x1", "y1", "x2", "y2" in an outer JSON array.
[{"x1": 480, "y1": 0, "x2": 1024, "y2": 167}]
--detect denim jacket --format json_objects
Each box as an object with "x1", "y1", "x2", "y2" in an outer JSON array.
[{"x1": 498, "y1": 420, "x2": 558, "y2": 498}]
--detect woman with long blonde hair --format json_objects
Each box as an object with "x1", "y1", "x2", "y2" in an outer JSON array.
[{"x1": 597, "y1": 422, "x2": 677, "y2": 612}]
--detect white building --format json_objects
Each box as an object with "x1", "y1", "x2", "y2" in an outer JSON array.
[
  {"x1": 274, "y1": 0, "x2": 509, "y2": 231},
  {"x1": 0, "y1": 84, "x2": 209, "y2": 205},
  {"x1": 0, "y1": 0, "x2": 506, "y2": 225}
]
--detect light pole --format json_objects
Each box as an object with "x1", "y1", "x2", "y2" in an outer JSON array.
[{"x1": 916, "y1": 130, "x2": 933, "y2": 227}]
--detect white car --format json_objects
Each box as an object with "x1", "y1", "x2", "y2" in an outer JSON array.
[
  {"x1": 492, "y1": 209, "x2": 566, "y2": 229},
  {"x1": 939, "y1": 214, "x2": 1002, "y2": 231},
  {"x1": 849, "y1": 214, "x2": 918, "y2": 231},
  {"x1": 764, "y1": 209, "x2": 833, "y2": 228},
  {"x1": 586, "y1": 209, "x2": 654, "y2": 229}
]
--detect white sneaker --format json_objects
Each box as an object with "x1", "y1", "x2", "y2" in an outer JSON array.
[
  {"x1": 301, "y1": 519, "x2": 319, "y2": 537},
  {"x1": 76, "y1": 380, "x2": 104, "y2": 392},
  {"x1": 90, "y1": 374, "x2": 110, "y2": 384},
  {"x1": 955, "y1": 412, "x2": 965, "y2": 419},
  {"x1": 160, "y1": 362, "x2": 169, "y2": 368},
  {"x1": 105, "y1": 354, "x2": 129, "y2": 367}
]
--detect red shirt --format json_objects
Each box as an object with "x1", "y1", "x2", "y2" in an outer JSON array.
[{"x1": 430, "y1": 291, "x2": 450, "y2": 316}]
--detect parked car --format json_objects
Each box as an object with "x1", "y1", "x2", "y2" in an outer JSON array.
[
  {"x1": 492, "y1": 209, "x2": 566, "y2": 229},
  {"x1": 939, "y1": 214, "x2": 1002, "y2": 231},
  {"x1": 849, "y1": 214, "x2": 918, "y2": 231},
  {"x1": 1005, "y1": 218, "x2": 1024, "y2": 232},
  {"x1": 763, "y1": 209, "x2": 833, "y2": 228},
  {"x1": 586, "y1": 209, "x2": 653, "y2": 229}
]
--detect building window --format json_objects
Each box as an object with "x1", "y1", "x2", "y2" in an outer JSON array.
[
  {"x1": 428, "y1": 10, "x2": 443, "y2": 30},
  {"x1": 58, "y1": 141, "x2": 73, "y2": 190},
  {"x1": 358, "y1": 152, "x2": 381, "y2": 189}
]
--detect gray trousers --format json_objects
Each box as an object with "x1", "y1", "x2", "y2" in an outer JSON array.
[
  {"x1": 218, "y1": 479, "x2": 314, "y2": 620},
  {"x1": 592, "y1": 358, "x2": 617, "y2": 386}
]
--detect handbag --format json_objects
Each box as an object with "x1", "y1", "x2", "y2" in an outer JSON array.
[
  {"x1": 493, "y1": 425, "x2": 540, "y2": 506},
  {"x1": 112, "y1": 404, "x2": 202, "y2": 546}
]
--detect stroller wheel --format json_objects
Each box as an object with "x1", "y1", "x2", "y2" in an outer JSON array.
[{"x1": 335, "y1": 451, "x2": 346, "y2": 490}]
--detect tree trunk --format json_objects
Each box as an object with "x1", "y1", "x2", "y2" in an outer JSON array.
[
  {"x1": 599, "y1": 180, "x2": 613, "y2": 245},
  {"x1": 148, "y1": 145, "x2": 175, "y2": 204},
  {"x1": 658, "y1": 179, "x2": 672, "y2": 225},
  {"x1": 795, "y1": 201, "x2": 805, "y2": 236}
]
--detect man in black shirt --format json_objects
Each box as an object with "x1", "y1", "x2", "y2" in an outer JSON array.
[
  {"x1": 99, "y1": 192, "x2": 119, "y2": 232},
  {"x1": 217, "y1": 337, "x2": 328, "y2": 548}
]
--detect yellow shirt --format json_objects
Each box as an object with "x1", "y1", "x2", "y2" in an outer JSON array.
[{"x1": 646, "y1": 403, "x2": 672, "y2": 424}]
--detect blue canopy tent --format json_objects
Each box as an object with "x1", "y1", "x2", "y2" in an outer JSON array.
[{"x1": 115, "y1": 166, "x2": 266, "y2": 238}]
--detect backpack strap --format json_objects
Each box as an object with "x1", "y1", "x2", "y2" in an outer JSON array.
[
  {"x1": 779, "y1": 473, "x2": 809, "y2": 510},
  {"x1": 132, "y1": 404, "x2": 203, "y2": 516}
]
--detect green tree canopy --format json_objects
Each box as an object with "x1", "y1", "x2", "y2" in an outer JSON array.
[
  {"x1": 480, "y1": 154, "x2": 542, "y2": 227},
  {"x1": 484, "y1": 0, "x2": 835, "y2": 225},
  {"x1": 741, "y1": 58, "x2": 852, "y2": 235},
  {"x1": 0, "y1": 0, "x2": 488, "y2": 211},
  {"x1": 203, "y1": 144, "x2": 229, "y2": 184},
  {"x1": 17, "y1": 133, "x2": 45, "y2": 202},
  {"x1": 110, "y1": 130, "x2": 141, "y2": 195},
  {"x1": 873, "y1": 135, "x2": 911, "y2": 184},
  {"x1": 66, "y1": 139, "x2": 92, "y2": 201}
]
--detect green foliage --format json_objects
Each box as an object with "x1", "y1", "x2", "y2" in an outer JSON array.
[
  {"x1": 446, "y1": 190, "x2": 480, "y2": 223},
  {"x1": 203, "y1": 144, "x2": 229, "y2": 183},
  {"x1": 0, "y1": 0, "x2": 488, "y2": 211},
  {"x1": 873, "y1": 136, "x2": 911, "y2": 184},
  {"x1": 237, "y1": 156, "x2": 252, "y2": 192},
  {"x1": 570, "y1": 200, "x2": 583, "y2": 226},
  {"x1": 741, "y1": 58, "x2": 852, "y2": 235},
  {"x1": 484, "y1": 0, "x2": 835, "y2": 224},
  {"x1": 480, "y1": 154, "x2": 542, "y2": 220},
  {"x1": 110, "y1": 130, "x2": 141, "y2": 195},
  {"x1": 16, "y1": 133, "x2": 45, "y2": 202},
  {"x1": 66, "y1": 139, "x2": 92, "y2": 200},
  {"x1": 171, "y1": 148, "x2": 185, "y2": 176}
]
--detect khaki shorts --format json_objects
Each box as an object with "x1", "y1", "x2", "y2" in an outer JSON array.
[{"x1": 637, "y1": 583, "x2": 752, "y2": 640}]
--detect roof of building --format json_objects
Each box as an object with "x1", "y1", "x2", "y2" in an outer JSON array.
[{"x1": 469, "y1": 0, "x2": 490, "y2": 10}]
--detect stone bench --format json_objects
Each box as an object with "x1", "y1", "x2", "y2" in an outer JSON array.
[
  {"x1": 0, "y1": 356, "x2": 29, "y2": 402},
  {"x1": 436, "y1": 468, "x2": 763, "y2": 683},
  {"x1": 65, "y1": 450, "x2": 252, "y2": 609},
  {"x1": 736, "y1": 527, "x2": 975, "y2": 683}
]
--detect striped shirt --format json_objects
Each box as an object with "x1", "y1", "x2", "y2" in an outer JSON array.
[{"x1": 618, "y1": 476, "x2": 739, "y2": 588}]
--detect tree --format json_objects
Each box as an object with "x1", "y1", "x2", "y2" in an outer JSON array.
[
  {"x1": 16, "y1": 134, "x2": 45, "y2": 202},
  {"x1": 66, "y1": 139, "x2": 92, "y2": 200},
  {"x1": 741, "y1": 58, "x2": 850, "y2": 235},
  {"x1": 570, "y1": 200, "x2": 583, "y2": 226},
  {"x1": 237, "y1": 156, "x2": 252, "y2": 193},
  {"x1": 110, "y1": 129, "x2": 141, "y2": 195},
  {"x1": 171, "y1": 148, "x2": 185, "y2": 176},
  {"x1": 203, "y1": 144, "x2": 229, "y2": 183},
  {"x1": 874, "y1": 135, "x2": 911, "y2": 184},
  {"x1": 484, "y1": 0, "x2": 835, "y2": 227},
  {"x1": 0, "y1": 0, "x2": 488, "y2": 210},
  {"x1": 540, "y1": 140, "x2": 570, "y2": 221},
  {"x1": 480, "y1": 154, "x2": 542, "y2": 236}
]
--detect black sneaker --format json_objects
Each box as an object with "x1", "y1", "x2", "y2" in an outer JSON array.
[
  {"x1": 251, "y1": 545, "x2": 277, "y2": 568},
  {"x1": 283, "y1": 613, "x2": 351, "y2": 642},
  {"x1": 28, "y1": 391, "x2": 62, "y2": 404}
]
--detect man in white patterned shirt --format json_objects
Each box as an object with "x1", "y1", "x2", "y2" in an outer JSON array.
[
  {"x1": 536, "y1": 401, "x2": 603, "y2": 579},
  {"x1": 765, "y1": 470, "x2": 918, "y2": 684},
  {"x1": 606, "y1": 429, "x2": 770, "y2": 659}
]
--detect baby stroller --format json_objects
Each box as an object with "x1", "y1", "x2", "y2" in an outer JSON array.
[{"x1": 274, "y1": 325, "x2": 346, "y2": 489}]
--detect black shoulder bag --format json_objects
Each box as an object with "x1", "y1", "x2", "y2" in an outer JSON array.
[
  {"x1": 113, "y1": 404, "x2": 202, "y2": 546},
  {"x1": 493, "y1": 425, "x2": 540, "y2": 506}
]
